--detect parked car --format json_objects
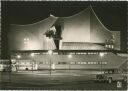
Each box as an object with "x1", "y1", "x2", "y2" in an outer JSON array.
[{"x1": 96, "y1": 70, "x2": 127, "y2": 83}]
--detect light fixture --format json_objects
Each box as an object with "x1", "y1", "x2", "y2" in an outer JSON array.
[
  {"x1": 99, "y1": 53, "x2": 104, "y2": 57},
  {"x1": 17, "y1": 55, "x2": 21, "y2": 59},
  {"x1": 68, "y1": 54, "x2": 72, "y2": 58},
  {"x1": 31, "y1": 53, "x2": 35, "y2": 57},
  {"x1": 48, "y1": 50, "x2": 53, "y2": 55}
]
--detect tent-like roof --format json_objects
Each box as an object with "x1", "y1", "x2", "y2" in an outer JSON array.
[
  {"x1": 59, "y1": 6, "x2": 113, "y2": 50},
  {"x1": 9, "y1": 6, "x2": 113, "y2": 51},
  {"x1": 8, "y1": 15, "x2": 58, "y2": 50}
]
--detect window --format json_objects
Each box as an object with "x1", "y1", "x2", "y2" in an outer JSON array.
[
  {"x1": 77, "y1": 62, "x2": 81, "y2": 64},
  {"x1": 108, "y1": 45, "x2": 111, "y2": 48},
  {"x1": 58, "y1": 62, "x2": 67, "y2": 64},
  {"x1": 81, "y1": 53, "x2": 84, "y2": 55},
  {"x1": 90, "y1": 62, "x2": 93, "y2": 64},
  {"x1": 104, "y1": 62, "x2": 107, "y2": 64},
  {"x1": 70, "y1": 62, "x2": 76, "y2": 64},
  {"x1": 93, "y1": 62, "x2": 96, "y2": 64},
  {"x1": 88, "y1": 62, "x2": 91, "y2": 64},
  {"x1": 53, "y1": 52, "x2": 58, "y2": 55},
  {"x1": 83, "y1": 53, "x2": 87, "y2": 55},
  {"x1": 80, "y1": 62, "x2": 84, "y2": 64},
  {"x1": 84, "y1": 62, "x2": 87, "y2": 64},
  {"x1": 105, "y1": 45, "x2": 107, "y2": 47},
  {"x1": 46, "y1": 62, "x2": 49, "y2": 64},
  {"x1": 111, "y1": 45, "x2": 114, "y2": 49},
  {"x1": 78, "y1": 53, "x2": 81, "y2": 55}
]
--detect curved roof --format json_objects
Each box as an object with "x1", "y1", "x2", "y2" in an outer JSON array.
[
  {"x1": 59, "y1": 6, "x2": 113, "y2": 50},
  {"x1": 60, "y1": 6, "x2": 112, "y2": 43},
  {"x1": 9, "y1": 6, "x2": 113, "y2": 51},
  {"x1": 9, "y1": 15, "x2": 58, "y2": 50}
]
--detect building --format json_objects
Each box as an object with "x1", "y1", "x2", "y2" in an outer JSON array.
[
  {"x1": 2, "y1": 5, "x2": 126, "y2": 72},
  {"x1": 9, "y1": 6, "x2": 117, "y2": 51}
]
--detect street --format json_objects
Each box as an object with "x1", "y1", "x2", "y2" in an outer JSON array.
[{"x1": 0, "y1": 70, "x2": 127, "y2": 90}]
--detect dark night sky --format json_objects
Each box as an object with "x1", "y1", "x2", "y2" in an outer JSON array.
[{"x1": 2, "y1": 1, "x2": 127, "y2": 31}]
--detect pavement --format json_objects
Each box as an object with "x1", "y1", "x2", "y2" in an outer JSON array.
[{"x1": 0, "y1": 70, "x2": 127, "y2": 90}]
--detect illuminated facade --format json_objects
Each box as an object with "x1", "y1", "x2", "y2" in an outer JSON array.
[
  {"x1": 5, "y1": 6, "x2": 126, "y2": 72},
  {"x1": 59, "y1": 6, "x2": 113, "y2": 50},
  {"x1": 8, "y1": 51, "x2": 127, "y2": 71},
  {"x1": 9, "y1": 15, "x2": 57, "y2": 50},
  {"x1": 8, "y1": 6, "x2": 118, "y2": 51}
]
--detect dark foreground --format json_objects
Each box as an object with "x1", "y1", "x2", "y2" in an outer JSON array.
[{"x1": 0, "y1": 70, "x2": 127, "y2": 90}]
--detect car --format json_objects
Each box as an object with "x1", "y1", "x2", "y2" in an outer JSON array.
[{"x1": 96, "y1": 70, "x2": 127, "y2": 83}]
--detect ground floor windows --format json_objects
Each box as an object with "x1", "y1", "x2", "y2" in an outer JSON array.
[
  {"x1": 58, "y1": 62, "x2": 67, "y2": 64},
  {"x1": 38, "y1": 61, "x2": 108, "y2": 65},
  {"x1": 76, "y1": 61, "x2": 107, "y2": 65}
]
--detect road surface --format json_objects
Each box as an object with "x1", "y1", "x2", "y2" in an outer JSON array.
[{"x1": 0, "y1": 70, "x2": 127, "y2": 90}]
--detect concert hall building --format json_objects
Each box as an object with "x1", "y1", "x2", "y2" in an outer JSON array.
[{"x1": 6, "y1": 6, "x2": 127, "y2": 72}]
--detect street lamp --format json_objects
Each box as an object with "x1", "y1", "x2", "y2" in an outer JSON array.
[
  {"x1": 99, "y1": 53, "x2": 104, "y2": 74},
  {"x1": 68, "y1": 54, "x2": 72, "y2": 74},
  {"x1": 48, "y1": 50, "x2": 53, "y2": 75},
  {"x1": 31, "y1": 53, "x2": 35, "y2": 72},
  {"x1": 48, "y1": 50, "x2": 53, "y2": 55},
  {"x1": 17, "y1": 55, "x2": 21, "y2": 71},
  {"x1": 17, "y1": 55, "x2": 21, "y2": 59},
  {"x1": 68, "y1": 54, "x2": 72, "y2": 59},
  {"x1": 100, "y1": 53, "x2": 104, "y2": 57},
  {"x1": 31, "y1": 53, "x2": 35, "y2": 57}
]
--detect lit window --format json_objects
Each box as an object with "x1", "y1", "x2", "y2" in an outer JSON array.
[
  {"x1": 111, "y1": 45, "x2": 114, "y2": 49},
  {"x1": 91, "y1": 62, "x2": 94, "y2": 64},
  {"x1": 96, "y1": 62, "x2": 99, "y2": 64},
  {"x1": 78, "y1": 53, "x2": 80, "y2": 54},
  {"x1": 108, "y1": 45, "x2": 111, "y2": 48},
  {"x1": 78, "y1": 62, "x2": 81, "y2": 64},
  {"x1": 24, "y1": 38, "x2": 26, "y2": 41},
  {"x1": 81, "y1": 62, "x2": 84, "y2": 64},
  {"x1": 70, "y1": 62, "x2": 75, "y2": 64},
  {"x1": 94, "y1": 53, "x2": 97, "y2": 54},
  {"x1": 104, "y1": 62, "x2": 107, "y2": 64},
  {"x1": 83, "y1": 62, "x2": 87, "y2": 64},
  {"x1": 84, "y1": 52, "x2": 87, "y2": 54},
  {"x1": 53, "y1": 52, "x2": 58, "y2": 55},
  {"x1": 105, "y1": 45, "x2": 107, "y2": 47},
  {"x1": 93, "y1": 62, "x2": 96, "y2": 64},
  {"x1": 88, "y1": 62, "x2": 91, "y2": 64}
]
